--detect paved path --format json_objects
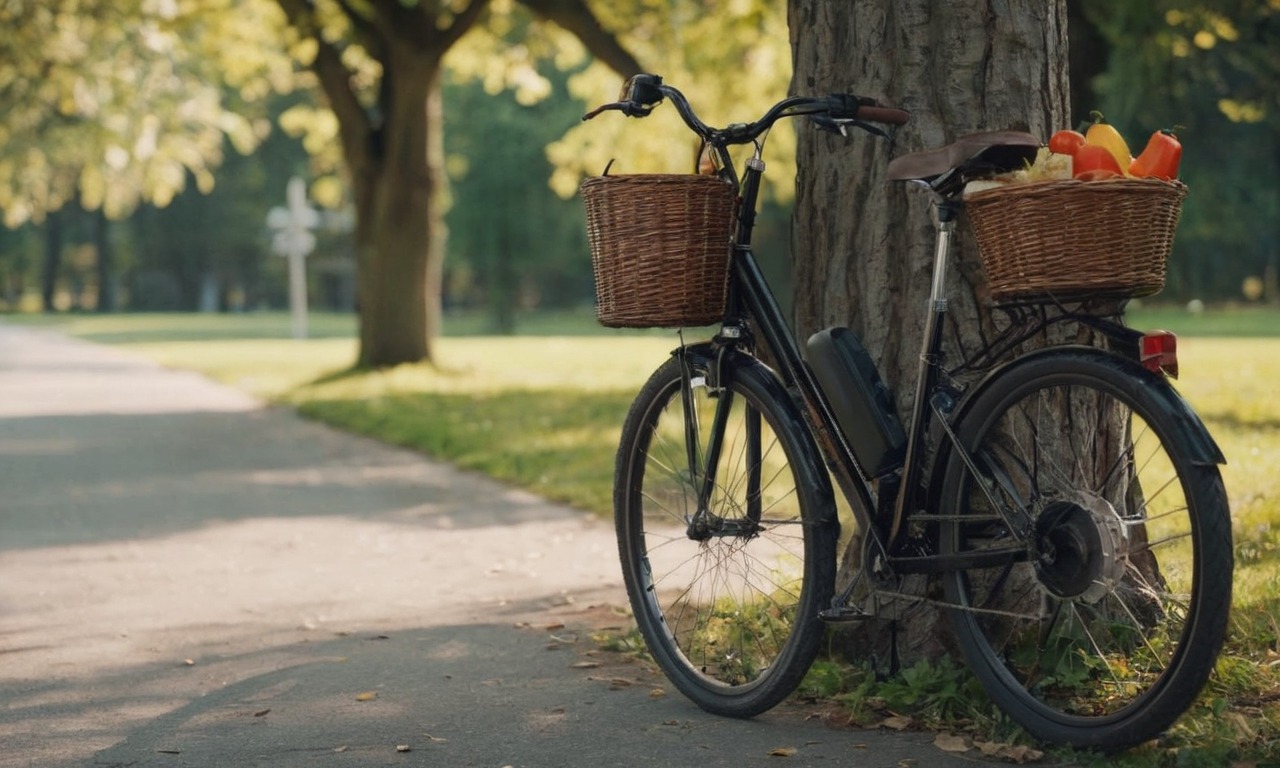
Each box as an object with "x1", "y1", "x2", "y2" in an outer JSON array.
[{"x1": 0, "y1": 323, "x2": 988, "y2": 767}]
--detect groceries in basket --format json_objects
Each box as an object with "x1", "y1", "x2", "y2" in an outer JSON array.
[{"x1": 961, "y1": 113, "x2": 1188, "y2": 303}]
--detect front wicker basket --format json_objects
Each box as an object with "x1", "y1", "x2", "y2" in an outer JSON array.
[
  {"x1": 581, "y1": 174, "x2": 738, "y2": 328},
  {"x1": 965, "y1": 178, "x2": 1188, "y2": 303}
]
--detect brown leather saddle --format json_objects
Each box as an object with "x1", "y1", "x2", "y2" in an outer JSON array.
[{"x1": 887, "y1": 130, "x2": 1042, "y2": 192}]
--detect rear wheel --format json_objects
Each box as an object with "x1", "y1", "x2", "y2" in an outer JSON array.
[
  {"x1": 939, "y1": 352, "x2": 1232, "y2": 750},
  {"x1": 615, "y1": 351, "x2": 836, "y2": 717}
]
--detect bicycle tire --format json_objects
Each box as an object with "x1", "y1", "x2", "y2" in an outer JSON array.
[
  {"x1": 615, "y1": 350, "x2": 836, "y2": 718},
  {"x1": 938, "y1": 350, "x2": 1232, "y2": 751}
]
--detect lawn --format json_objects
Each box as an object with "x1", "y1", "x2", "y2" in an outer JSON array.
[{"x1": 6, "y1": 306, "x2": 1279, "y2": 764}]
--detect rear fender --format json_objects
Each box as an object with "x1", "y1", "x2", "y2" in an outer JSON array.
[{"x1": 925, "y1": 345, "x2": 1225, "y2": 515}]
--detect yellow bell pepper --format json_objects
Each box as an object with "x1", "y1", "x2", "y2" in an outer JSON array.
[{"x1": 1085, "y1": 111, "x2": 1132, "y2": 174}]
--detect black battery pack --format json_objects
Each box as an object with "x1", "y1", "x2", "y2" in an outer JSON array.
[{"x1": 805, "y1": 327, "x2": 906, "y2": 478}]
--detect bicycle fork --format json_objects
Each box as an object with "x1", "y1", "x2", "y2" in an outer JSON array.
[{"x1": 678, "y1": 345, "x2": 764, "y2": 541}]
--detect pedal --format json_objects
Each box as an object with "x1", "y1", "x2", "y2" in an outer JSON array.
[{"x1": 819, "y1": 605, "x2": 874, "y2": 624}]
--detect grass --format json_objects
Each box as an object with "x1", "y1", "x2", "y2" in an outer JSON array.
[{"x1": 5, "y1": 306, "x2": 1279, "y2": 765}]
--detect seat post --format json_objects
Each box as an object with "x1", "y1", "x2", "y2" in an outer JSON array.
[
  {"x1": 889, "y1": 198, "x2": 962, "y2": 541},
  {"x1": 928, "y1": 200, "x2": 961, "y2": 308}
]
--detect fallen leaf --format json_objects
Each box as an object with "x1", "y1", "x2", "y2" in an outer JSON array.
[
  {"x1": 423, "y1": 734, "x2": 448, "y2": 744},
  {"x1": 933, "y1": 733, "x2": 969, "y2": 753},
  {"x1": 1000, "y1": 745, "x2": 1044, "y2": 764},
  {"x1": 253, "y1": 709, "x2": 271, "y2": 718},
  {"x1": 648, "y1": 688, "x2": 665, "y2": 698},
  {"x1": 157, "y1": 749, "x2": 181, "y2": 755},
  {"x1": 975, "y1": 741, "x2": 1004, "y2": 756},
  {"x1": 768, "y1": 746, "x2": 797, "y2": 757},
  {"x1": 880, "y1": 715, "x2": 912, "y2": 731},
  {"x1": 396, "y1": 744, "x2": 411, "y2": 753},
  {"x1": 182, "y1": 659, "x2": 195, "y2": 667},
  {"x1": 355, "y1": 691, "x2": 378, "y2": 702},
  {"x1": 333, "y1": 746, "x2": 348, "y2": 753},
  {"x1": 544, "y1": 622, "x2": 565, "y2": 631},
  {"x1": 570, "y1": 661, "x2": 601, "y2": 669}
]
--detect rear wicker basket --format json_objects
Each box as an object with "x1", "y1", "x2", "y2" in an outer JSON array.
[
  {"x1": 965, "y1": 178, "x2": 1188, "y2": 303},
  {"x1": 581, "y1": 174, "x2": 737, "y2": 328}
]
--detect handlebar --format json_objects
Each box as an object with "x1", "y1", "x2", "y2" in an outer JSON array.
[{"x1": 582, "y1": 73, "x2": 909, "y2": 145}]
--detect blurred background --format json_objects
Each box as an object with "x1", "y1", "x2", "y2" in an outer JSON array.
[{"x1": 0, "y1": 0, "x2": 1275, "y2": 331}]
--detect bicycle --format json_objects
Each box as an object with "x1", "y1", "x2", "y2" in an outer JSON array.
[{"x1": 581, "y1": 74, "x2": 1233, "y2": 752}]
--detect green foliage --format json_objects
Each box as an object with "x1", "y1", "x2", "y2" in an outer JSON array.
[
  {"x1": 1082, "y1": 0, "x2": 1280, "y2": 302},
  {"x1": 533, "y1": 0, "x2": 796, "y2": 201},
  {"x1": 442, "y1": 60, "x2": 592, "y2": 328},
  {"x1": 0, "y1": 0, "x2": 297, "y2": 226}
]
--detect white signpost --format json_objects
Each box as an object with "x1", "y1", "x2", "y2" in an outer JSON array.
[{"x1": 266, "y1": 177, "x2": 320, "y2": 339}]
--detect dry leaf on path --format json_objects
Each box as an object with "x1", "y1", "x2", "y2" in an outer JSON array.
[
  {"x1": 767, "y1": 746, "x2": 797, "y2": 757},
  {"x1": 880, "y1": 715, "x2": 912, "y2": 731},
  {"x1": 355, "y1": 691, "x2": 378, "y2": 702},
  {"x1": 933, "y1": 733, "x2": 970, "y2": 753}
]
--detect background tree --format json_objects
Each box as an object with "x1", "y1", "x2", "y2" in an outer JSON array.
[
  {"x1": 1079, "y1": 0, "x2": 1280, "y2": 302},
  {"x1": 443, "y1": 68, "x2": 593, "y2": 332},
  {"x1": 0, "y1": 0, "x2": 295, "y2": 309},
  {"x1": 787, "y1": 0, "x2": 1071, "y2": 658},
  {"x1": 271, "y1": 0, "x2": 641, "y2": 367}
]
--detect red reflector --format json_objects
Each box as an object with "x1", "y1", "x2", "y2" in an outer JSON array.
[{"x1": 1140, "y1": 331, "x2": 1179, "y2": 379}]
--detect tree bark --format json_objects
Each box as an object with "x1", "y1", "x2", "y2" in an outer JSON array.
[
  {"x1": 788, "y1": 0, "x2": 1070, "y2": 659},
  {"x1": 351, "y1": 45, "x2": 443, "y2": 368}
]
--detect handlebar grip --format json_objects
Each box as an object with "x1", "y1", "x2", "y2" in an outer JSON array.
[{"x1": 858, "y1": 105, "x2": 910, "y2": 126}]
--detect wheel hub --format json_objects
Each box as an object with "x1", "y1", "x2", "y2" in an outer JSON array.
[{"x1": 1033, "y1": 493, "x2": 1128, "y2": 603}]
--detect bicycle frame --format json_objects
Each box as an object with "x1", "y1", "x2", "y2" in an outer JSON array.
[{"x1": 706, "y1": 152, "x2": 928, "y2": 563}]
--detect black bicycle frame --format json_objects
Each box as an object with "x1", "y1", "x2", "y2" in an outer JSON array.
[{"x1": 716, "y1": 159, "x2": 903, "y2": 547}]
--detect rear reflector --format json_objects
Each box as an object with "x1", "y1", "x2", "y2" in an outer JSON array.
[{"x1": 1140, "y1": 331, "x2": 1179, "y2": 379}]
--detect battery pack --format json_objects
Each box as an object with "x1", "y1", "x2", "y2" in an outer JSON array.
[{"x1": 805, "y1": 327, "x2": 906, "y2": 478}]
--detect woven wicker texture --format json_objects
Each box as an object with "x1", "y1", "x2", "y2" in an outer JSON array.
[
  {"x1": 965, "y1": 178, "x2": 1188, "y2": 302},
  {"x1": 581, "y1": 174, "x2": 737, "y2": 327}
]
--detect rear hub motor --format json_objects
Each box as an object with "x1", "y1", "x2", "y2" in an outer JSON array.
[{"x1": 1033, "y1": 493, "x2": 1129, "y2": 604}]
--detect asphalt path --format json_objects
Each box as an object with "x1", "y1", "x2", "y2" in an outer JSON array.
[{"x1": 0, "y1": 323, "x2": 994, "y2": 767}]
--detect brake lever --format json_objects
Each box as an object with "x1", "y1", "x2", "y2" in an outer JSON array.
[
  {"x1": 809, "y1": 115, "x2": 890, "y2": 140},
  {"x1": 582, "y1": 101, "x2": 656, "y2": 121}
]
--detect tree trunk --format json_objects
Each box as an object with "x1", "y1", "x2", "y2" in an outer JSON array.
[
  {"x1": 94, "y1": 208, "x2": 117, "y2": 313},
  {"x1": 276, "y1": 0, "x2": 641, "y2": 367},
  {"x1": 788, "y1": 0, "x2": 1070, "y2": 660},
  {"x1": 352, "y1": 50, "x2": 443, "y2": 368},
  {"x1": 41, "y1": 209, "x2": 63, "y2": 313}
]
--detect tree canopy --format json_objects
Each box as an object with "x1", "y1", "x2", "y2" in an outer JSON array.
[
  {"x1": 0, "y1": 0, "x2": 296, "y2": 227},
  {"x1": 2, "y1": 0, "x2": 1276, "y2": 320}
]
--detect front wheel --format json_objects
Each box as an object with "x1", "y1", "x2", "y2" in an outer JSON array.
[
  {"x1": 938, "y1": 351, "x2": 1232, "y2": 751},
  {"x1": 614, "y1": 350, "x2": 836, "y2": 718}
]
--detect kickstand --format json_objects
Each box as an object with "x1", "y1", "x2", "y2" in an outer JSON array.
[
  {"x1": 819, "y1": 568, "x2": 873, "y2": 624},
  {"x1": 888, "y1": 619, "x2": 901, "y2": 676}
]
